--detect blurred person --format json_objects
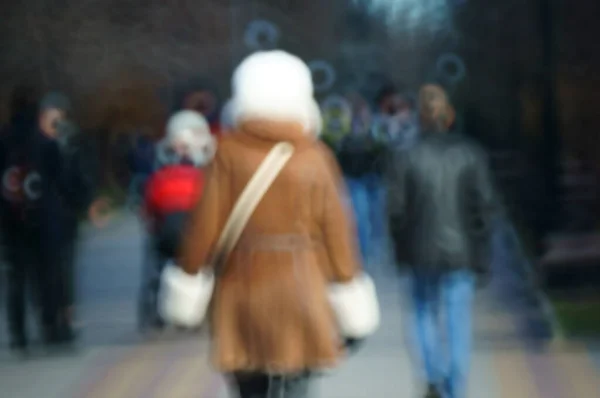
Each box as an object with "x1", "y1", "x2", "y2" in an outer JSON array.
[
  {"x1": 161, "y1": 50, "x2": 379, "y2": 398},
  {"x1": 35, "y1": 92, "x2": 101, "y2": 344},
  {"x1": 370, "y1": 87, "x2": 419, "y2": 250},
  {"x1": 320, "y1": 94, "x2": 353, "y2": 152},
  {"x1": 346, "y1": 91, "x2": 373, "y2": 137},
  {"x1": 385, "y1": 84, "x2": 499, "y2": 398},
  {"x1": 372, "y1": 88, "x2": 420, "y2": 265},
  {"x1": 332, "y1": 92, "x2": 383, "y2": 265},
  {"x1": 0, "y1": 84, "x2": 43, "y2": 352},
  {"x1": 183, "y1": 88, "x2": 223, "y2": 137},
  {"x1": 0, "y1": 90, "x2": 99, "y2": 351},
  {"x1": 126, "y1": 132, "x2": 155, "y2": 209},
  {"x1": 51, "y1": 98, "x2": 101, "y2": 342},
  {"x1": 138, "y1": 110, "x2": 215, "y2": 331},
  {"x1": 372, "y1": 87, "x2": 419, "y2": 150}
]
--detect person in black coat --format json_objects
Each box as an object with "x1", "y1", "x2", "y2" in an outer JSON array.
[
  {"x1": 323, "y1": 93, "x2": 384, "y2": 265},
  {"x1": 385, "y1": 85, "x2": 500, "y2": 398},
  {"x1": 0, "y1": 87, "x2": 63, "y2": 351},
  {"x1": 53, "y1": 108, "x2": 100, "y2": 341},
  {"x1": 0, "y1": 90, "x2": 99, "y2": 352}
]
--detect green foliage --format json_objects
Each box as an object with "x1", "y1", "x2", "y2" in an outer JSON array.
[{"x1": 552, "y1": 298, "x2": 600, "y2": 337}]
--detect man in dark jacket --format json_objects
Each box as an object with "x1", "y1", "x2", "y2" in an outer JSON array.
[
  {"x1": 385, "y1": 85, "x2": 499, "y2": 398},
  {"x1": 0, "y1": 88, "x2": 65, "y2": 351},
  {"x1": 0, "y1": 90, "x2": 98, "y2": 352},
  {"x1": 0, "y1": 85, "x2": 49, "y2": 352},
  {"x1": 52, "y1": 99, "x2": 101, "y2": 342}
]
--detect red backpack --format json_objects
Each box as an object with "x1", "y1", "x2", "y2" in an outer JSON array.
[
  {"x1": 144, "y1": 165, "x2": 204, "y2": 218},
  {"x1": 144, "y1": 165, "x2": 205, "y2": 256}
]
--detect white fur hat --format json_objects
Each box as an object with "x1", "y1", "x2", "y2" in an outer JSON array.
[
  {"x1": 231, "y1": 50, "x2": 316, "y2": 131},
  {"x1": 308, "y1": 98, "x2": 322, "y2": 136}
]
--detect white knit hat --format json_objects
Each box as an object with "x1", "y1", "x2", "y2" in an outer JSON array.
[
  {"x1": 230, "y1": 50, "x2": 316, "y2": 133},
  {"x1": 166, "y1": 110, "x2": 209, "y2": 141},
  {"x1": 158, "y1": 110, "x2": 216, "y2": 167}
]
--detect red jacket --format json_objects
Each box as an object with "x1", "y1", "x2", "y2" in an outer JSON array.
[{"x1": 143, "y1": 165, "x2": 204, "y2": 224}]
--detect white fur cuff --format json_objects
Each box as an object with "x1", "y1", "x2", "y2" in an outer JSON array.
[
  {"x1": 159, "y1": 262, "x2": 215, "y2": 328},
  {"x1": 328, "y1": 274, "x2": 381, "y2": 339}
]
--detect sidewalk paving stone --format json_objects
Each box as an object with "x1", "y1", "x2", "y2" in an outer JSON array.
[{"x1": 1, "y1": 215, "x2": 600, "y2": 397}]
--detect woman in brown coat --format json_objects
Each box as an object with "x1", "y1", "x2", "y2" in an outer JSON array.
[{"x1": 161, "y1": 50, "x2": 380, "y2": 398}]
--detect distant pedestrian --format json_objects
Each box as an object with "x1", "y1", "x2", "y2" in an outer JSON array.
[
  {"x1": 386, "y1": 84, "x2": 500, "y2": 398},
  {"x1": 138, "y1": 110, "x2": 215, "y2": 332}
]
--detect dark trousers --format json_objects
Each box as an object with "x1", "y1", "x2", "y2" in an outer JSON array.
[
  {"x1": 59, "y1": 225, "x2": 78, "y2": 312},
  {"x1": 230, "y1": 372, "x2": 312, "y2": 398},
  {"x1": 138, "y1": 236, "x2": 167, "y2": 329},
  {"x1": 52, "y1": 229, "x2": 78, "y2": 336},
  {"x1": 5, "y1": 229, "x2": 59, "y2": 344}
]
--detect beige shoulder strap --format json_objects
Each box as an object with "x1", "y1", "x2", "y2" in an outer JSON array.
[{"x1": 211, "y1": 142, "x2": 295, "y2": 268}]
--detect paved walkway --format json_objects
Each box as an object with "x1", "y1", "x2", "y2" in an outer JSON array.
[{"x1": 1, "y1": 215, "x2": 599, "y2": 397}]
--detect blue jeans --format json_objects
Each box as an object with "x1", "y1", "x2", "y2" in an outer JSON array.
[
  {"x1": 128, "y1": 173, "x2": 149, "y2": 208},
  {"x1": 345, "y1": 174, "x2": 384, "y2": 263},
  {"x1": 409, "y1": 269, "x2": 476, "y2": 398},
  {"x1": 364, "y1": 173, "x2": 386, "y2": 242}
]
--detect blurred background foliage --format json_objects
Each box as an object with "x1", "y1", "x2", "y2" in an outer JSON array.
[
  {"x1": 0, "y1": 0, "x2": 597, "y2": 227},
  {"x1": 1, "y1": 0, "x2": 600, "y2": 334}
]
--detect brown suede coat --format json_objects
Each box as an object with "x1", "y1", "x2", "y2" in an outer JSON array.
[{"x1": 178, "y1": 120, "x2": 361, "y2": 373}]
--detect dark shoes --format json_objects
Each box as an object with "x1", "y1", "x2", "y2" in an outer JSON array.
[
  {"x1": 9, "y1": 321, "x2": 77, "y2": 357},
  {"x1": 139, "y1": 317, "x2": 166, "y2": 334},
  {"x1": 425, "y1": 380, "x2": 456, "y2": 398},
  {"x1": 43, "y1": 323, "x2": 77, "y2": 347},
  {"x1": 9, "y1": 336, "x2": 29, "y2": 357},
  {"x1": 425, "y1": 384, "x2": 443, "y2": 398},
  {"x1": 343, "y1": 337, "x2": 365, "y2": 354}
]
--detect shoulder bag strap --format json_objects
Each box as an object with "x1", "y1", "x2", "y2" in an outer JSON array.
[{"x1": 210, "y1": 141, "x2": 295, "y2": 271}]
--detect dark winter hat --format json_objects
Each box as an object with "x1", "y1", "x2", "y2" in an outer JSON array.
[
  {"x1": 375, "y1": 84, "x2": 398, "y2": 107},
  {"x1": 39, "y1": 91, "x2": 72, "y2": 114}
]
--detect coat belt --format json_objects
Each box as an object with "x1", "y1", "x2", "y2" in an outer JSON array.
[{"x1": 237, "y1": 234, "x2": 316, "y2": 251}]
